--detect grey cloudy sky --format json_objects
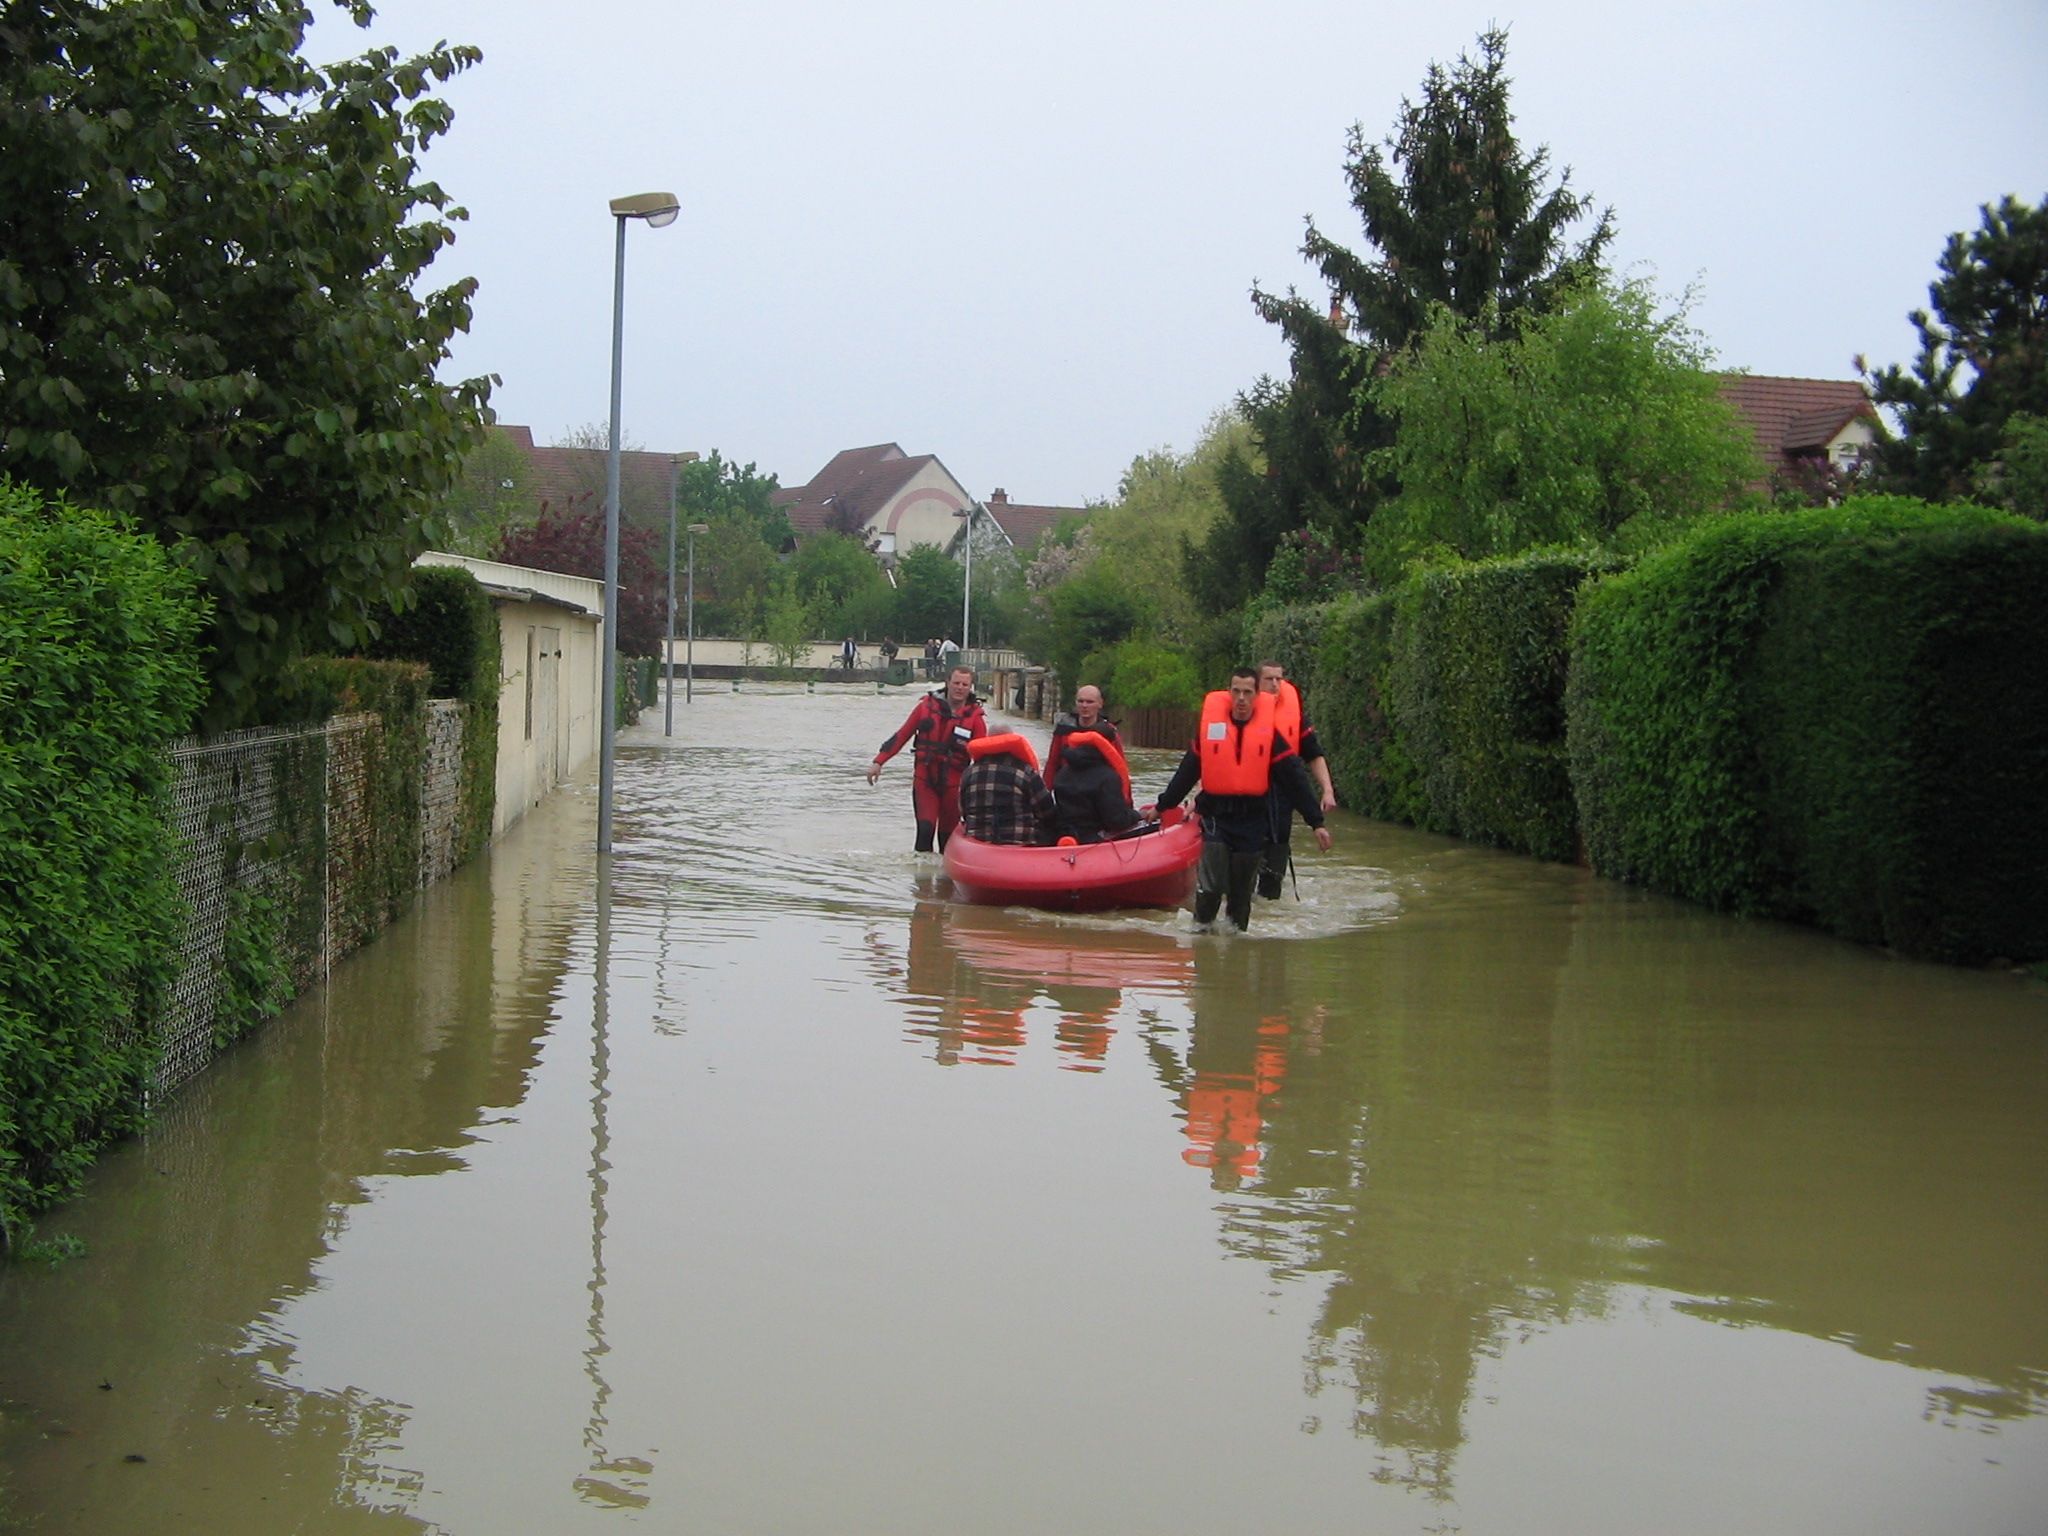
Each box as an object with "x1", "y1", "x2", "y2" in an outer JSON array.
[{"x1": 316, "y1": 0, "x2": 2048, "y2": 507}]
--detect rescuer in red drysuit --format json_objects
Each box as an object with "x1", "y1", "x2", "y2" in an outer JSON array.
[{"x1": 867, "y1": 664, "x2": 988, "y2": 851}]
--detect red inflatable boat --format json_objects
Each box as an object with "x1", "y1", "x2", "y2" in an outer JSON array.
[{"x1": 944, "y1": 808, "x2": 1201, "y2": 911}]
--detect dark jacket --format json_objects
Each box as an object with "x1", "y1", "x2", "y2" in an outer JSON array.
[
  {"x1": 1051, "y1": 743, "x2": 1141, "y2": 844},
  {"x1": 1044, "y1": 714, "x2": 1122, "y2": 789},
  {"x1": 1156, "y1": 719, "x2": 1323, "y2": 853}
]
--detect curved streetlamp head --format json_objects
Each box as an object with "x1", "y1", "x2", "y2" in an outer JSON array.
[{"x1": 610, "y1": 191, "x2": 680, "y2": 228}]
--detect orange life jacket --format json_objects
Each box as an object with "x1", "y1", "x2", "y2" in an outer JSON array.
[
  {"x1": 1198, "y1": 690, "x2": 1277, "y2": 796},
  {"x1": 1269, "y1": 679, "x2": 1303, "y2": 752},
  {"x1": 967, "y1": 731, "x2": 1040, "y2": 773},
  {"x1": 1060, "y1": 729, "x2": 1131, "y2": 804}
]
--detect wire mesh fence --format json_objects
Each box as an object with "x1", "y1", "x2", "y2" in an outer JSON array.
[{"x1": 157, "y1": 702, "x2": 472, "y2": 1095}]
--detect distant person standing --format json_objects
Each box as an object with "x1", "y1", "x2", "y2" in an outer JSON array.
[
  {"x1": 939, "y1": 636, "x2": 960, "y2": 671},
  {"x1": 867, "y1": 665, "x2": 988, "y2": 851},
  {"x1": 923, "y1": 637, "x2": 941, "y2": 681},
  {"x1": 841, "y1": 635, "x2": 859, "y2": 672},
  {"x1": 878, "y1": 636, "x2": 899, "y2": 670}
]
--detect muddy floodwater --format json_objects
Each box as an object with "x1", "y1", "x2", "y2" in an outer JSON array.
[{"x1": 3, "y1": 685, "x2": 2045, "y2": 1534}]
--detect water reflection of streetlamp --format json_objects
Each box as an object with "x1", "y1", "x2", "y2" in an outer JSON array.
[
  {"x1": 685, "y1": 522, "x2": 708, "y2": 703},
  {"x1": 599, "y1": 190, "x2": 679, "y2": 855}
]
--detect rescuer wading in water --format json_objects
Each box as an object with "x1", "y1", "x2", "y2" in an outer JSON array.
[
  {"x1": 1155, "y1": 668, "x2": 1330, "y2": 931},
  {"x1": 867, "y1": 665, "x2": 987, "y2": 851}
]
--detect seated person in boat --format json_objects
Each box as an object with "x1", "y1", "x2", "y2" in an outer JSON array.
[
  {"x1": 1051, "y1": 733, "x2": 1148, "y2": 844},
  {"x1": 1044, "y1": 683, "x2": 1121, "y2": 790},
  {"x1": 958, "y1": 733, "x2": 1057, "y2": 845}
]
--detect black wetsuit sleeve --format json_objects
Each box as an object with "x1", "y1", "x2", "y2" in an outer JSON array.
[
  {"x1": 1098, "y1": 781, "x2": 1141, "y2": 834},
  {"x1": 1298, "y1": 724, "x2": 1325, "y2": 763},
  {"x1": 1274, "y1": 753, "x2": 1324, "y2": 827},
  {"x1": 1157, "y1": 747, "x2": 1202, "y2": 810}
]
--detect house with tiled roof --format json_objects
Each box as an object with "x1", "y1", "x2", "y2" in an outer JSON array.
[
  {"x1": 497, "y1": 425, "x2": 694, "y2": 533},
  {"x1": 1718, "y1": 376, "x2": 1881, "y2": 485},
  {"x1": 774, "y1": 444, "x2": 1082, "y2": 562},
  {"x1": 968, "y1": 489, "x2": 1075, "y2": 555}
]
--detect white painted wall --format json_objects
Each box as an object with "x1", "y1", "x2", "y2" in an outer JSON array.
[
  {"x1": 872, "y1": 460, "x2": 970, "y2": 552},
  {"x1": 415, "y1": 552, "x2": 605, "y2": 836}
]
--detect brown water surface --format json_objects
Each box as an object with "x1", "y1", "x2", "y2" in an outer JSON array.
[{"x1": 3, "y1": 686, "x2": 2044, "y2": 1534}]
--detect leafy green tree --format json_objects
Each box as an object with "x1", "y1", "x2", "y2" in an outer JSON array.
[
  {"x1": 791, "y1": 530, "x2": 889, "y2": 628},
  {"x1": 1985, "y1": 413, "x2": 2048, "y2": 520},
  {"x1": 893, "y1": 544, "x2": 965, "y2": 646},
  {"x1": 1866, "y1": 195, "x2": 2048, "y2": 503},
  {"x1": 1187, "y1": 27, "x2": 1612, "y2": 608},
  {"x1": 0, "y1": 0, "x2": 490, "y2": 728},
  {"x1": 1367, "y1": 279, "x2": 1757, "y2": 577},
  {"x1": 1088, "y1": 409, "x2": 1248, "y2": 644},
  {"x1": 693, "y1": 513, "x2": 779, "y2": 636},
  {"x1": 1044, "y1": 567, "x2": 1149, "y2": 708},
  {"x1": 438, "y1": 427, "x2": 531, "y2": 557},
  {"x1": 679, "y1": 451, "x2": 791, "y2": 550}
]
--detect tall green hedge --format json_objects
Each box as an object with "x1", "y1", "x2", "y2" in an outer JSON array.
[
  {"x1": 1567, "y1": 497, "x2": 2047, "y2": 961},
  {"x1": 1310, "y1": 591, "x2": 1422, "y2": 824},
  {"x1": 1262, "y1": 556, "x2": 1610, "y2": 858},
  {"x1": 1390, "y1": 552, "x2": 1619, "y2": 861},
  {"x1": 0, "y1": 482, "x2": 207, "y2": 1235}
]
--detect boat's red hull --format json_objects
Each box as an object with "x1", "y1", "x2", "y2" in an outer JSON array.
[{"x1": 944, "y1": 812, "x2": 1201, "y2": 911}]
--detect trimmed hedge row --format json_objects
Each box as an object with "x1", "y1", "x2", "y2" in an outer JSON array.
[
  {"x1": 1257, "y1": 550, "x2": 1612, "y2": 859},
  {"x1": 1568, "y1": 499, "x2": 2047, "y2": 962},
  {"x1": 0, "y1": 482, "x2": 207, "y2": 1235},
  {"x1": 1393, "y1": 552, "x2": 1620, "y2": 861}
]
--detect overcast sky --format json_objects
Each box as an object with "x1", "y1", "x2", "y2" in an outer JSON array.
[{"x1": 312, "y1": 0, "x2": 2048, "y2": 507}]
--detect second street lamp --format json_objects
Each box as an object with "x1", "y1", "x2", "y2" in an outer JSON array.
[
  {"x1": 685, "y1": 522, "x2": 708, "y2": 703},
  {"x1": 598, "y1": 190, "x2": 679, "y2": 856}
]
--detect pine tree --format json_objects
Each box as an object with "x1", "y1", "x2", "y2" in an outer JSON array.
[
  {"x1": 1186, "y1": 28, "x2": 1612, "y2": 612},
  {"x1": 1865, "y1": 195, "x2": 2048, "y2": 504}
]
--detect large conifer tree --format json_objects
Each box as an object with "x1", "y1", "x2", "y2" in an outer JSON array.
[
  {"x1": 1187, "y1": 28, "x2": 1612, "y2": 613},
  {"x1": 1865, "y1": 195, "x2": 2048, "y2": 505}
]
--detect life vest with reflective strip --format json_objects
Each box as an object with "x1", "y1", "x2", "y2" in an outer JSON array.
[
  {"x1": 967, "y1": 732, "x2": 1040, "y2": 773},
  {"x1": 1198, "y1": 690, "x2": 1277, "y2": 796},
  {"x1": 1060, "y1": 729, "x2": 1131, "y2": 804},
  {"x1": 1269, "y1": 679, "x2": 1303, "y2": 752}
]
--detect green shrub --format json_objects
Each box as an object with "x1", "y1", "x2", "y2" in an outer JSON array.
[
  {"x1": 1246, "y1": 603, "x2": 1328, "y2": 692},
  {"x1": 1567, "y1": 496, "x2": 2045, "y2": 960},
  {"x1": 0, "y1": 481, "x2": 207, "y2": 1235},
  {"x1": 1311, "y1": 592, "x2": 1423, "y2": 823},
  {"x1": 1389, "y1": 551, "x2": 1619, "y2": 860},
  {"x1": 362, "y1": 565, "x2": 500, "y2": 706},
  {"x1": 360, "y1": 564, "x2": 499, "y2": 862},
  {"x1": 1079, "y1": 638, "x2": 1205, "y2": 711}
]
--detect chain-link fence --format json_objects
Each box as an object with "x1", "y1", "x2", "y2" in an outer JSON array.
[{"x1": 157, "y1": 700, "x2": 472, "y2": 1094}]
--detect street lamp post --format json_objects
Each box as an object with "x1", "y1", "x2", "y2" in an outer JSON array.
[
  {"x1": 955, "y1": 501, "x2": 982, "y2": 669},
  {"x1": 598, "y1": 190, "x2": 679, "y2": 856},
  {"x1": 685, "y1": 522, "x2": 708, "y2": 702},
  {"x1": 664, "y1": 451, "x2": 701, "y2": 738}
]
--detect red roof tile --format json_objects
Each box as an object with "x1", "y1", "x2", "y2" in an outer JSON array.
[
  {"x1": 980, "y1": 496, "x2": 1075, "y2": 552},
  {"x1": 1718, "y1": 375, "x2": 1877, "y2": 463}
]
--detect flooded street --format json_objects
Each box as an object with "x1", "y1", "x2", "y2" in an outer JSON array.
[{"x1": 3, "y1": 684, "x2": 2045, "y2": 1534}]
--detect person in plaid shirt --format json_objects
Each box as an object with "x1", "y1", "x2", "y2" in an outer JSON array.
[{"x1": 957, "y1": 734, "x2": 1056, "y2": 846}]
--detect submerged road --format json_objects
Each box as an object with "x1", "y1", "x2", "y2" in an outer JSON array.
[{"x1": 2, "y1": 684, "x2": 2045, "y2": 1533}]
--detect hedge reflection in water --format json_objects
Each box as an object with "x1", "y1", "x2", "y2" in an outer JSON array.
[{"x1": 898, "y1": 852, "x2": 2048, "y2": 1500}]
